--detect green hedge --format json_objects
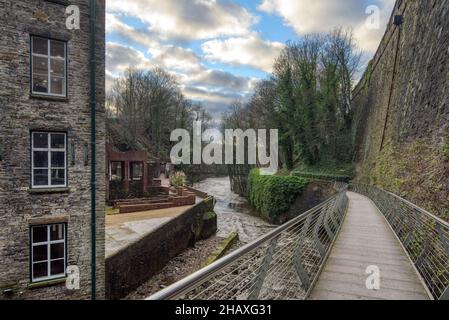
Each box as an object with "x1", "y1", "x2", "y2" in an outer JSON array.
[
  {"x1": 248, "y1": 169, "x2": 308, "y2": 220},
  {"x1": 291, "y1": 171, "x2": 351, "y2": 182}
]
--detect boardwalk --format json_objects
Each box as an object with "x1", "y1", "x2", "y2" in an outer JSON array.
[{"x1": 309, "y1": 192, "x2": 430, "y2": 300}]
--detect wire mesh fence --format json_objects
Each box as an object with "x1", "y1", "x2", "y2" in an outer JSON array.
[
  {"x1": 147, "y1": 190, "x2": 349, "y2": 300},
  {"x1": 351, "y1": 183, "x2": 449, "y2": 300}
]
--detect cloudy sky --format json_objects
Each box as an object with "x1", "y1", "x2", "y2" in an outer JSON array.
[{"x1": 106, "y1": 0, "x2": 395, "y2": 118}]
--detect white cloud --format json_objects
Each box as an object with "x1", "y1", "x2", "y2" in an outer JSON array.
[
  {"x1": 105, "y1": 42, "x2": 254, "y2": 116},
  {"x1": 202, "y1": 34, "x2": 285, "y2": 73},
  {"x1": 107, "y1": 0, "x2": 258, "y2": 41},
  {"x1": 106, "y1": 42, "x2": 152, "y2": 75},
  {"x1": 258, "y1": 0, "x2": 396, "y2": 53}
]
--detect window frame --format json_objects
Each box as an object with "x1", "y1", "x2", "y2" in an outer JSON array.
[
  {"x1": 30, "y1": 223, "x2": 67, "y2": 283},
  {"x1": 30, "y1": 36, "x2": 68, "y2": 97},
  {"x1": 31, "y1": 131, "x2": 68, "y2": 189},
  {"x1": 109, "y1": 161, "x2": 124, "y2": 181},
  {"x1": 130, "y1": 161, "x2": 143, "y2": 181}
]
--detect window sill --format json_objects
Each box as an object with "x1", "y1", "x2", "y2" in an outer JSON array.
[
  {"x1": 28, "y1": 277, "x2": 66, "y2": 289},
  {"x1": 45, "y1": 0, "x2": 71, "y2": 5},
  {"x1": 30, "y1": 94, "x2": 69, "y2": 102},
  {"x1": 28, "y1": 187, "x2": 70, "y2": 194}
]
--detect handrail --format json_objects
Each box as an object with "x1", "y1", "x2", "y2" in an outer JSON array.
[
  {"x1": 147, "y1": 189, "x2": 349, "y2": 300},
  {"x1": 350, "y1": 183, "x2": 449, "y2": 300}
]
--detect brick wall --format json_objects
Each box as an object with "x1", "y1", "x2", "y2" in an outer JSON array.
[{"x1": 0, "y1": 0, "x2": 106, "y2": 299}]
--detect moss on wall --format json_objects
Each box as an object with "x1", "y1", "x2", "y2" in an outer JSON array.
[
  {"x1": 356, "y1": 137, "x2": 449, "y2": 221},
  {"x1": 352, "y1": 0, "x2": 449, "y2": 221}
]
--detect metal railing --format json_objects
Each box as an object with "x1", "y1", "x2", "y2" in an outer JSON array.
[
  {"x1": 351, "y1": 183, "x2": 449, "y2": 300},
  {"x1": 147, "y1": 190, "x2": 349, "y2": 300}
]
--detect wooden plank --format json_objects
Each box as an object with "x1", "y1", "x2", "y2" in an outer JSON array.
[{"x1": 309, "y1": 192, "x2": 430, "y2": 300}]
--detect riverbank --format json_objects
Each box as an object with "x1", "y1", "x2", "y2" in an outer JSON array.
[
  {"x1": 124, "y1": 236, "x2": 225, "y2": 299},
  {"x1": 123, "y1": 176, "x2": 271, "y2": 299}
]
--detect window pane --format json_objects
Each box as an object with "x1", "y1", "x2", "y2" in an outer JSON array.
[
  {"x1": 32, "y1": 226, "x2": 48, "y2": 243},
  {"x1": 33, "y1": 132, "x2": 48, "y2": 148},
  {"x1": 50, "y1": 243, "x2": 64, "y2": 259},
  {"x1": 51, "y1": 151, "x2": 65, "y2": 167},
  {"x1": 33, "y1": 245, "x2": 48, "y2": 262},
  {"x1": 51, "y1": 169, "x2": 65, "y2": 185},
  {"x1": 51, "y1": 134, "x2": 65, "y2": 149},
  {"x1": 33, "y1": 56, "x2": 48, "y2": 75},
  {"x1": 33, "y1": 74, "x2": 49, "y2": 93},
  {"x1": 50, "y1": 77, "x2": 64, "y2": 95},
  {"x1": 50, "y1": 260, "x2": 65, "y2": 276},
  {"x1": 32, "y1": 37, "x2": 48, "y2": 55},
  {"x1": 50, "y1": 224, "x2": 64, "y2": 241},
  {"x1": 111, "y1": 162, "x2": 122, "y2": 181},
  {"x1": 33, "y1": 262, "x2": 48, "y2": 279},
  {"x1": 50, "y1": 40, "x2": 65, "y2": 59},
  {"x1": 50, "y1": 59, "x2": 64, "y2": 77},
  {"x1": 132, "y1": 163, "x2": 143, "y2": 180},
  {"x1": 33, "y1": 151, "x2": 48, "y2": 168},
  {"x1": 33, "y1": 169, "x2": 49, "y2": 186}
]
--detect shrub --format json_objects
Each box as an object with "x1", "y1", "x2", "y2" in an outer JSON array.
[
  {"x1": 169, "y1": 171, "x2": 186, "y2": 187},
  {"x1": 291, "y1": 171, "x2": 351, "y2": 182},
  {"x1": 248, "y1": 169, "x2": 308, "y2": 220}
]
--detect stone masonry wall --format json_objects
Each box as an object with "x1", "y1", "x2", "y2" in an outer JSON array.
[
  {"x1": 105, "y1": 198, "x2": 216, "y2": 300},
  {"x1": 352, "y1": 0, "x2": 449, "y2": 220},
  {"x1": 0, "y1": 0, "x2": 106, "y2": 299}
]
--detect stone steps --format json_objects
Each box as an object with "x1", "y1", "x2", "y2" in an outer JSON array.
[
  {"x1": 114, "y1": 197, "x2": 172, "y2": 206},
  {"x1": 118, "y1": 202, "x2": 177, "y2": 213}
]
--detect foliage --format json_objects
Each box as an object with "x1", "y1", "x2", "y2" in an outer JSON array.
[
  {"x1": 222, "y1": 28, "x2": 361, "y2": 171},
  {"x1": 107, "y1": 67, "x2": 212, "y2": 160},
  {"x1": 169, "y1": 171, "x2": 187, "y2": 187},
  {"x1": 291, "y1": 171, "x2": 351, "y2": 183},
  {"x1": 292, "y1": 161, "x2": 354, "y2": 181},
  {"x1": 248, "y1": 169, "x2": 308, "y2": 220}
]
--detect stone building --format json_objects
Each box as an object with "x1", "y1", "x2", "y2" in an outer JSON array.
[{"x1": 0, "y1": 0, "x2": 105, "y2": 299}]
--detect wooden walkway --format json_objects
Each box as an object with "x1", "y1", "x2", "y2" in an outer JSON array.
[{"x1": 309, "y1": 192, "x2": 430, "y2": 300}]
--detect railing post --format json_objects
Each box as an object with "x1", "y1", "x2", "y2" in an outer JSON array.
[
  {"x1": 312, "y1": 204, "x2": 327, "y2": 258},
  {"x1": 323, "y1": 203, "x2": 335, "y2": 239},
  {"x1": 247, "y1": 236, "x2": 278, "y2": 299},
  {"x1": 293, "y1": 233, "x2": 311, "y2": 292},
  {"x1": 300, "y1": 213, "x2": 312, "y2": 239},
  {"x1": 436, "y1": 224, "x2": 449, "y2": 257},
  {"x1": 440, "y1": 287, "x2": 449, "y2": 300}
]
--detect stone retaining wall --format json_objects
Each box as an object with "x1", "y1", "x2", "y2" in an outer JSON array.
[
  {"x1": 352, "y1": 0, "x2": 449, "y2": 220},
  {"x1": 105, "y1": 197, "x2": 216, "y2": 300}
]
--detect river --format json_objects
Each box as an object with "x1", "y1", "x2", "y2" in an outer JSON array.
[{"x1": 193, "y1": 176, "x2": 276, "y2": 244}]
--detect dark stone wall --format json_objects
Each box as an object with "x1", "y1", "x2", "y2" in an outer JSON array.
[
  {"x1": 0, "y1": 0, "x2": 106, "y2": 299},
  {"x1": 105, "y1": 198, "x2": 216, "y2": 300},
  {"x1": 352, "y1": 0, "x2": 449, "y2": 220}
]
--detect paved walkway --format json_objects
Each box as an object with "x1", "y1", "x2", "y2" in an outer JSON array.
[
  {"x1": 105, "y1": 204, "x2": 195, "y2": 258},
  {"x1": 309, "y1": 192, "x2": 430, "y2": 300}
]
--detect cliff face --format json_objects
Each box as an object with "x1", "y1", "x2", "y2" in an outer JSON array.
[{"x1": 352, "y1": 0, "x2": 449, "y2": 220}]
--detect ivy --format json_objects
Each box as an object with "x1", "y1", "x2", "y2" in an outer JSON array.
[{"x1": 248, "y1": 169, "x2": 308, "y2": 220}]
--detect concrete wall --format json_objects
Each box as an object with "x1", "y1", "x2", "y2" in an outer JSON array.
[
  {"x1": 105, "y1": 197, "x2": 216, "y2": 300},
  {"x1": 352, "y1": 0, "x2": 449, "y2": 220},
  {"x1": 0, "y1": 0, "x2": 106, "y2": 299}
]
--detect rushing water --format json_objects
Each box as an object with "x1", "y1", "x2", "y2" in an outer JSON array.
[{"x1": 193, "y1": 176, "x2": 276, "y2": 244}]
